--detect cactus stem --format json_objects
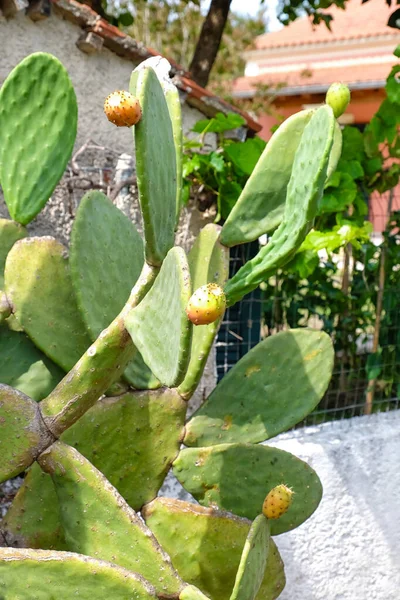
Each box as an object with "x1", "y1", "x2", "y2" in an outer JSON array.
[{"x1": 40, "y1": 262, "x2": 159, "y2": 437}]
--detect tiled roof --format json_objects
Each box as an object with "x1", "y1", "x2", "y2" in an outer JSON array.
[
  {"x1": 254, "y1": 0, "x2": 396, "y2": 50},
  {"x1": 233, "y1": 61, "x2": 391, "y2": 96},
  {"x1": 9, "y1": 0, "x2": 261, "y2": 133}
]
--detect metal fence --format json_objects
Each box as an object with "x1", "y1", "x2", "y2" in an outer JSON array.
[{"x1": 216, "y1": 229, "x2": 400, "y2": 426}]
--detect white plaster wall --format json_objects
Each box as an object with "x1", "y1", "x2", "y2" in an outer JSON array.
[
  {"x1": 0, "y1": 11, "x2": 211, "y2": 153},
  {"x1": 271, "y1": 411, "x2": 400, "y2": 600}
]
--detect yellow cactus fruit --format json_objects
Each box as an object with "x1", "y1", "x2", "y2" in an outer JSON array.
[
  {"x1": 104, "y1": 90, "x2": 142, "y2": 127},
  {"x1": 262, "y1": 484, "x2": 294, "y2": 519},
  {"x1": 186, "y1": 283, "x2": 226, "y2": 326}
]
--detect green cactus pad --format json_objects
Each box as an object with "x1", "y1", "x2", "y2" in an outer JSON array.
[
  {"x1": 66, "y1": 388, "x2": 186, "y2": 508},
  {"x1": 230, "y1": 515, "x2": 270, "y2": 600},
  {"x1": 180, "y1": 586, "x2": 212, "y2": 600},
  {"x1": 4, "y1": 237, "x2": 91, "y2": 371},
  {"x1": 179, "y1": 224, "x2": 229, "y2": 399},
  {"x1": 0, "y1": 53, "x2": 77, "y2": 225},
  {"x1": 0, "y1": 463, "x2": 67, "y2": 549},
  {"x1": 0, "y1": 548, "x2": 159, "y2": 600},
  {"x1": 134, "y1": 67, "x2": 177, "y2": 265},
  {"x1": 173, "y1": 443, "x2": 323, "y2": 535},
  {"x1": 39, "y1": 263, "x2": 158, "y2": 436},
  {"x1": 142, "y1": 498, "x2": 285, "y2": 600},
  {"x1": 0, "y1": 324, "x2": 64, "y2": 401},
  {"x1": 0, "y1": 218, "x2": 27, "y2": 288},
  {"x1": 0, "y1": 384, "x2": 52, "y2": 482},
  {"x1": 184, "y1": 329, "x2": 333, "y2": 446},
  {"x1": 1, "y1": 388, "x2": 185, "y2": 549},
  {"x1": 220, "y1": 110, "x2": 314, "y2": 247},
  {"x1": 70, "y1": 191, "x2": 144, "y2": 339},
  {"x1": 38, "y1": 441, "x2": 183, "y2": 595},
  {"x1": 165, "y1": 86, "x2": 183, "y2": 226},
  {"x1": 124, "y1": 351, "x2": 161, "y2": 389},
  {"x1": 69, "y1": 190, "x2": 159, "y2": 389},
  {"x1": 124, "y1": 247, "x2": 192, "y2": 387},
  {"x1": 224, "y1": 105, "x2": 335, "y2": 306},
  {"x1": 327, "y1": 120, "x2": 343, "y2": 178}
]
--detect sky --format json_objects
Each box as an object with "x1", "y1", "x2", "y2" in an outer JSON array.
[{"x1": 202, "y1": 0, "x2": 282, "y2": 31}]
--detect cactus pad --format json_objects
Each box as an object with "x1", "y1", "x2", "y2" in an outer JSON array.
[
  {"x1": 0, "y1": 53, "x2": 77, "y2": 224},
  {"x1": 70, "y1": 191, "x2": 144, "y2": 339},
  {"x1": 1, "y1": 388, "x2": 185, "y2": 548},
  {"x1": 0, "y1": 548, "x2": 159, "y2": 600},
  {"x1": 224, "y1": 105, "x2": 335, "y2": 305},
  {"x1": 179, "y1": 224, "x2": 229, "y2": 399},
  {"x1": 173, "y1": 443, "x2": 322, "y2": 535},
  {"x1": 220, "y1": 110, "x2": 314, "y2": 247},
  {"x1": 0, "y1": 218, "x2": 27, "y2": 288},
  {"x1": 134, "y1": 66, "x2": 177, "y2": 265},
  {"x1": 124, "y1": 247, "x2": 192, "y2": 387},
  {"x1": 0, "y1": 463, "x2": 67, "y2": 549},
  {"x1": 230, "y1": 515, "x2": 270, "y2": 600},
  {"x1": 39, "y1": 441, "x2": 183, "y2": 594},
  {"x1": 142, "y1": 497, "x2": 285, "y2": 600},
  {"x1": 5, "y1": 237, "x2": 91, "y2": 371},
  {"x1": 180, "y1": 586, "x2": 212, "y2": 600},
  {"x1": 0, "y1": 384, "x2": 52, "y2": 482},
  {"x1": 0, "y1": 325, "x2": 64, "y2": 401},
  {"x1": 184, "y1": 329, "x2": 333, "y2": 446}
]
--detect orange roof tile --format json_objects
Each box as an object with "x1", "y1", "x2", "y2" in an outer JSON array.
[{"x1": 255, "y1": 0, "x2": 396, "y2": 50}]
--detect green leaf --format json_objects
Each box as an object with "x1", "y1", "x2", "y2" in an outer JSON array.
[
  {"x1": 225, "y1": 138, "x2": 266, "y2": 176},
  {"x1": 319, "y1": 172, "x2": 357, "y2": 215},
  {"x1": 192, "y1": 112, "x2": 246, "y2": 134},
  {"x1": 210, "y1": 152, "x2": 225, "y2": 173},
  {"x1": 340, "y1": 126, "x2": 364, "y2": 162},
  {"x1": 118, "y1": 11, "x2": 134, "y2": 26},
  {"x1": 287, "y1": 250, "x2": 319, "y2": 278},
  {"x1": 337, "y1": 159, "x2": 364, "y2": 180},
  {"x1": 385, "y1": 65, "x2": 400, "y2": 105}
]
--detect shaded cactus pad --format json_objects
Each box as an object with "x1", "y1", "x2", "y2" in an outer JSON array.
[
  {"x1": 125, "y1": 247, "x2": 192, "y2": 387},
  {"x1": 0, "y1": 53, "x2": 77, "y2": 224},
  {"x1": 230, "y1": 515, "x2": 270, "y2": 600},
  {"x1": 4, "y1": 237, "x2": 91, "y2": 371},
  {"x1": 143, "y1": 498, "x2": 285, "y2": 600},
  {"x1": 184, "y1": 329, "x2": 334, "y2": 446},
  {"x1": 38, "y1": 441, "x2": 182, "y2": 595},
  {"x1": 0, "y1": 384, "x2": 52, "y2": 482},
  {"x1": 0, "y1": 325, "x2": 64, "y2": 401},
  {"x1": 173, "y1": 443, "x2": 322, "y2": 535},
  {"x1": 0, "y1": 548, "x2": 160, "y2": 600}
]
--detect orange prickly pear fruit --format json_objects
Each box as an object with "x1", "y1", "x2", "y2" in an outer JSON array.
[
  {"x1": 325, "y1": 82, "x2": 351, "y2": 118},
  {"x1": 262, "y1": 484, "x2": 294, "y2": 519},
  {"x1": 186, "y1": 283, "x2": 226, "y2": 326},
  {"x1": 104, "y1": 90, "x2": 142, "y2": 127}
]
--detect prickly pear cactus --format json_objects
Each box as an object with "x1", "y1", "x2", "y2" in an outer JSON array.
[{"x1": 0, "y1": 52, "x2": 348, "y2": 599}]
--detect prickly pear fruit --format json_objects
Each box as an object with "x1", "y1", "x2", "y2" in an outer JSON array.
[
  {"x1": 186, "y1": 283, "x2": 226, "y2": 326},
  {"x1": 262, "y1": 484, "x2": 294, "y2": 519},
  {"x1": 325, "y1": 82, "x2": 350, "y2": 118},
  {"x1": 104, "y1": 90, "x2": 142, "y2": 127}
]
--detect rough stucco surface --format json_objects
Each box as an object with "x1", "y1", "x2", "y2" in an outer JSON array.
[
  {"x1": 269, "y1": 410, "x2": 400, "y2": 599},
  {"x1": 161, "y1": 411, "x2": 400, "y2": 599},
  {"x1": 0, "y1": 12, "x2": 212, "y2": 153}
]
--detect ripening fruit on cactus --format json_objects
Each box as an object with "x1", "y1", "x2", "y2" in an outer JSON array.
[
  {"x1": 186, "y1": 283, "x2": 227, "y2": 326},
  {"x1": 262, "y1": 484, "x2": 294, "y2": 519},
  {"x1": 104, "y1": 90, "x2": 142, "y2": 127},
  {"x1": 325, "y1": 82, "x2": 351, "y2": 118}
]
